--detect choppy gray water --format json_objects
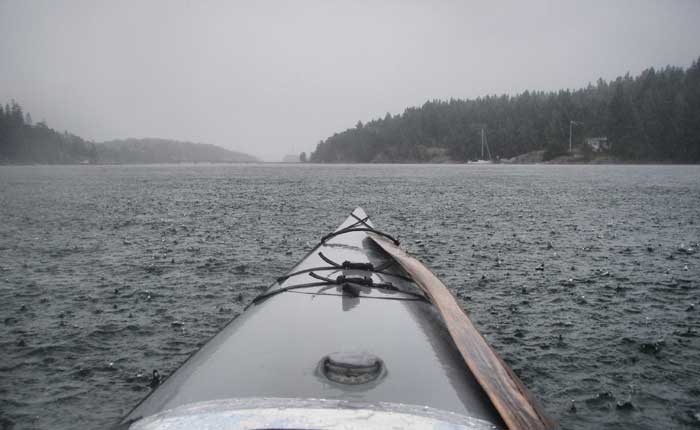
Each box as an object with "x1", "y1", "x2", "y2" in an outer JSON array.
[{"x1": 1, "y1": 164, "x2": 699, "y2": 430}]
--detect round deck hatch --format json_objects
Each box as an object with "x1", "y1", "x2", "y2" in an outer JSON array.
[{"x1": 320, "y1": 351, "x2": 384, "y2": 385}]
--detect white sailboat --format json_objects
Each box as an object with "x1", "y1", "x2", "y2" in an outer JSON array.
[{"x1": 469, "y1": 128, "x2": 492, "y2": 164}]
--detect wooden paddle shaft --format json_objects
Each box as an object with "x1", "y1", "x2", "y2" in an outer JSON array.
[{"x1": 369, "y1": 233, "x2": 557, "y2": 430}]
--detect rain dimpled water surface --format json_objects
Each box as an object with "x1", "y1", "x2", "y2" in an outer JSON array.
[{"x1": 0, "y1": 164, "x2": 699, "y2": 430}]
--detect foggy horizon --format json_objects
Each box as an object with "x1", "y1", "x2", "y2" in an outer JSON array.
[{"x1": 2, "y1": 0, "x2": 700, "y2": 161}]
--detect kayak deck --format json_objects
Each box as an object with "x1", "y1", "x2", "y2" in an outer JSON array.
[{"x1": 120, "y1": 208, "x2": 505, "y2": 429}]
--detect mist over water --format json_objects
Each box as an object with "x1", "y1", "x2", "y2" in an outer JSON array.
[{"x1": 1, "y1": 164, "x2": 699, "y2": 429}]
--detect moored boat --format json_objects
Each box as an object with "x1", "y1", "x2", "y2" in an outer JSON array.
[
  {"x1": 468, "y1": 128, "x2": 493, "y2": 164},
  {"x1": 118, "y1": 208, "x2": 555, "y2": 429}
]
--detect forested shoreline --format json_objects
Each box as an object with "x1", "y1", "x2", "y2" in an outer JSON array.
[
  {"x1": 0, "y1": 102, "x2": 257, "y2": 164},
  {"x1": 0, "y1": 101, "x2": 97, "y2": 163},
  {"x1": 311, "y1": 57, "x2": 700, "y2": 163}
]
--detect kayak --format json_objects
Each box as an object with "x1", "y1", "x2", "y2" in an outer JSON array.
[{"x1": 118, "y1": 208, "x2": 554, "y2": 430}]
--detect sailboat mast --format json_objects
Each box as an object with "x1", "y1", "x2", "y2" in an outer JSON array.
[
  {"x1": 485, "y1": 132, "x2": 491, "y2": 160},
  {"x1": 481, "y1": 128, "x2": 485, "y2": 159}
]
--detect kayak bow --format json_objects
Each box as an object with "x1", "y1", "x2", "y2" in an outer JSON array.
[{"x1": 119, "y1": 208, "x2": 555, "y2": 430}]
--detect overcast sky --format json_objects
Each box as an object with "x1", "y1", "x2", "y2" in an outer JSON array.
[{"x1": 1, "y1": 1, "x2": 699, "y2": 161}]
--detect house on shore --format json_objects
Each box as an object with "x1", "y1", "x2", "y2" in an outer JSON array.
[{"x1": 586, "y1": 137, "x2": 610, "y2": 152}]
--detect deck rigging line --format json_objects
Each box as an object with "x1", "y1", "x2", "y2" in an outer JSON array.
[
  {"x1": 320, "y1": 226, "x2": 399, "y2": 246},
  {"x1": 307, "y1": 271, "x2": 396, "y2": 289},
  {"x1": 256, "y1": 221, "x2": 416, "y2": 306},
  {"x1": 318, "y1": 251, "x2": 393, "y2": 271},
  {"x1": 251, "y1": 273, "x2": 425, "y2": 306},
  {"x1": 347, "y1": 213, "x2": 371, "y2": 229},
  {"x1": 276, "y1": 252, "x2": 413, "y2": 283}
]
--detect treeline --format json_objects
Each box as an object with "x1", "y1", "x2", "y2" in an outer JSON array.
[
  {"x1": 311, "y1": 57, "x2": 700, "y2": 163},
  {"x1": 0, "y1": 101, "x2": 258, "y2": 164},
  {"x1": 0, "y1": 100, "x2": 97, "y2": 163}
]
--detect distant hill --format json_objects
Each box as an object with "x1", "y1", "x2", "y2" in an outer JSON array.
[
  {"x1": 311, "y1": 56, "x2": 700, "y2": 163},
  {"x1": 96, "y1": 138, "x2": 258, "y2": 164},
  {"x1": 1, "y1": 102, "x2": 258, "y2": 164}
]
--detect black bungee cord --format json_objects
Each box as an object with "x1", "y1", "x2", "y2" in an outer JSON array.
[
  {"x1": 251, "y1": 271, "x2": 425, "y2": 306},
  {"x1": 248, "y1": 212, "x2": 421, "y2": 306},
  {"x1": 320, "y1": 227, "x2": 399, "y2": 246},
  {"x1": 276, "y1": 252, "x2": 412, "y2": 284}
]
